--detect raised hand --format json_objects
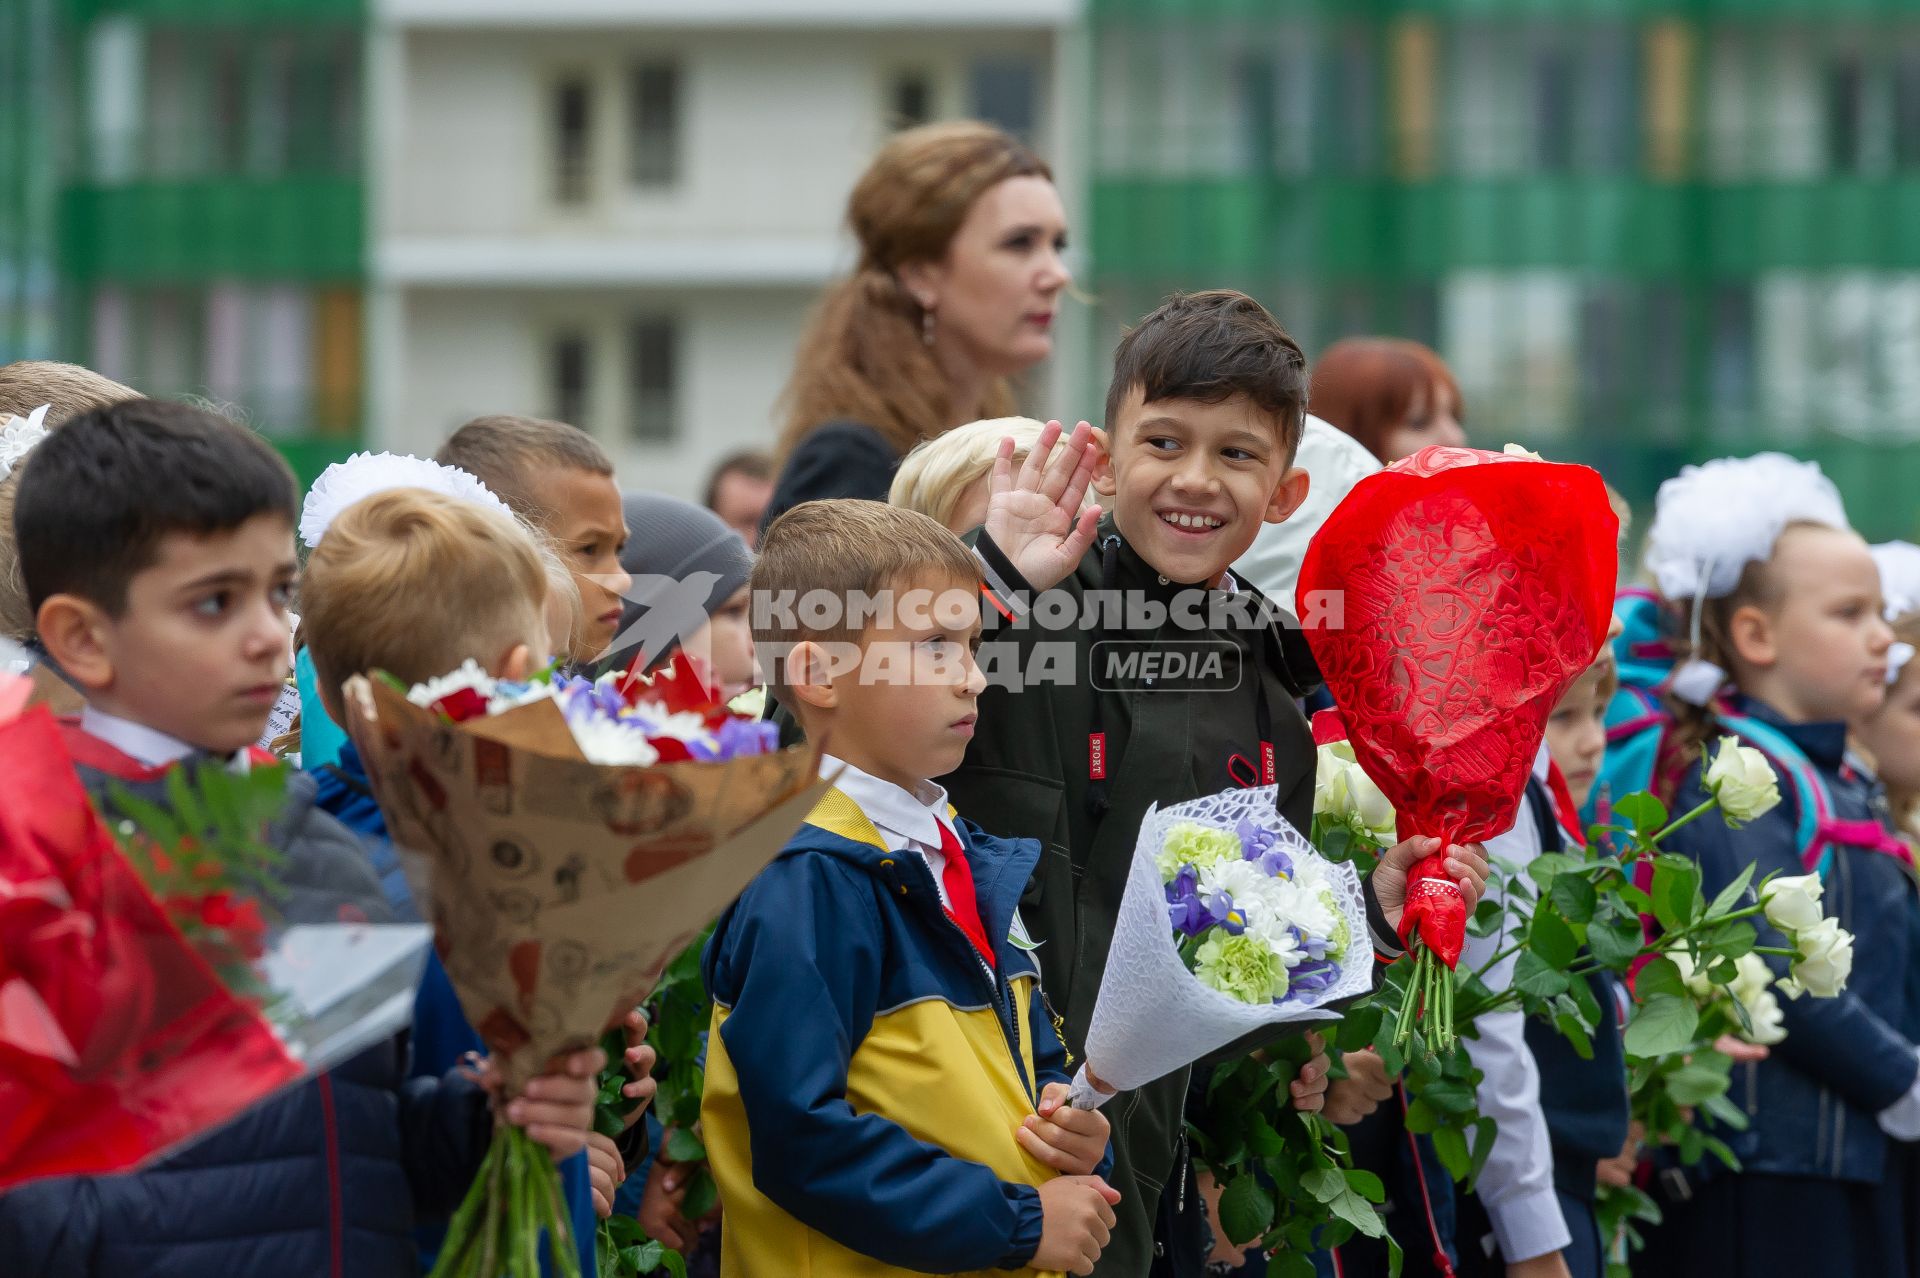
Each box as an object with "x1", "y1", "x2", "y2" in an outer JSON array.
[{"x1": 983, "y1": 419, "x2": 1103, "y2": 592}]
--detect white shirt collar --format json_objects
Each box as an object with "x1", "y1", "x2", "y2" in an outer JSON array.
[
  {"x1": 821, "y1": 754, "x2": 954, "y2": 856},
  {"x1": 80, "y1": 704, "x2": 196, "y2": 768}
]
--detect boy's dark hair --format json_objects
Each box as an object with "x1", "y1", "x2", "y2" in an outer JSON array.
[
  {"x1": 1104, "y1": 289, "x2": 1310, "y2": 457},
  {"x1": 435, "y1": 414, "x2": 614, "y2": 530},
  {"x1": 16, "y1": 398, "x2": 297, "y2": 615}
]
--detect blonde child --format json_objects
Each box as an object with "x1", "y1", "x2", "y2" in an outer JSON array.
[
  {"x1": 1641, "y1": 456, "x2": 1917, "y2": 1278},
  {"x1": 888, "y1": 416, "x2": 1093, "y2": 536},
  {"x1": 300, "y1": 483, "x2": 657, "y2": 1267},
  {"x1": 1860, "y1": 542, "x2": 1920, "y2": 849}
]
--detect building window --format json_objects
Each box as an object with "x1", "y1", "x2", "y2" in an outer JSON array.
[
  {"x1": 628, "y1": 61, "x2": 680, "y2": 188},
  {"x1": 969, "y1": 59, "x2": 1037, "y2": 142},
  {"x1": 1825, "y1": 55, "x2": 1867, "y2": 173},
  {"x1": 550, "y1": 330, "x2": 591, "y2": 428},
  {"x1": 1896, "y1": 53, "x2": 1920, "y2": 168},
  {"x1": 553, "y1": 75, "x2": 593, "y2": 204},
  {"x1": 890, "y1": 70, "x2": 934, "y2": 130},
  {"x1": 627, "y1": 316, "x2": 678, "y2": 443}
]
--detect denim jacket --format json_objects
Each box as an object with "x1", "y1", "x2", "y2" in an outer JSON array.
[{"x1": 1664, "y1": 696, "x2": 1920, "y2": 1183}]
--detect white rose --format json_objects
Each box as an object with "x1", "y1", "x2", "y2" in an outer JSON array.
[
  {"x1": 1704, "y1": 737, "x2": 1783, "y2": 824},
  {"x1": 1315, "y1": 742, "x2": 1357, "y2": 817},
  {"x1": 1315, "y1": 741, "x2": 1396, "y2": 836},
  {"x1": 1779, "y1": 917, "x2": 1855, "y2": 999},
  {"x1": 1729, "y1": 952, "x2": 1774, "y2": 1008},
  {"x1": 1668, "y1": 948, "x2": 1717, "y2": 1000},
  {"x1": 1351, "y1": 770, "x2": 1397, "y2": 838},
  {"x1": 1759, "y1": 873, "x2": 1825, "y2": 933},
  {"x1": 1741, "y1": 986, "x2": 1789, "y2": 1046}
]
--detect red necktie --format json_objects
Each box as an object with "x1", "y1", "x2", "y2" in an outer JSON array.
[{"x1": 937, "y1": 822, "x2": 996, "y2": 969}]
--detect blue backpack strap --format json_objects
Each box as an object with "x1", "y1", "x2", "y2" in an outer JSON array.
[{"x1": 1718, "y1": 712, "x2": 1833, "y2": 879}]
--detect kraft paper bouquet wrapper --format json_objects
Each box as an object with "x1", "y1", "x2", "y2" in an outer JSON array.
[{"x1": 345, "y1": 675, "x2": 828, "y2": 1090}]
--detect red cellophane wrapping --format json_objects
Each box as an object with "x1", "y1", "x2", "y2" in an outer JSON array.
[
  {"x1": 0, "y1": 705, "x2": 304, "y2": 1190},
  {"x1": 1298, "y1": 446, "x2": 1619, "y2": 962}
]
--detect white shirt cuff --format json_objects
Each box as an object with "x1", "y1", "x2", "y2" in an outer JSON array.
[
  {"x1": 1485, "y1": 1184, "x2": 1571, "y2": 1264},
  {"x1": 1877, "y1": 1048, "x2": 1920, "y2": 1141}
]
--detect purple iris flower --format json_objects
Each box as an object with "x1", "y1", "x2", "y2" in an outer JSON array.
[
  {"x1": 1291, "y1": 924, "x2": 1333, "y2": 962},
  {"x1": 556, "y1": 676, "x2": 626, "y2": 724},
  {"x1": 1283, "y1": 960, "x2": 1340, "y2": 1000},
  {"x1": 1202, "y1": 889, "x2": 1246, "y2": 936},
  {"x1": 1237, "y1": 819, "x2": 1293, "y2": 879},
  {"x1": 709, "y1": 717, "x2": 779, "y2": 760},
  {"x1": 1166, "y1": 867, "x2": 1212, "y2": 937}
]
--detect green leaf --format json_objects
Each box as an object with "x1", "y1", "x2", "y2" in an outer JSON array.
[
  {"x1": 1551, "y1": 874, "x2": 1599, "y2": 925},
  {"x1": 680, "y1": 1169, "x2": 719, "y2": 1221},
  {"x1": 1301, "y1": 1167, "x2": 1347, "y2": 1203},
  {"x1": 1527, "y1": 852, "x2": 1585, "y2": 890},
  {"x1": 1218, "y1": 1175, "x2": 1276, "y2": 1245},
  {"x1": 1327, "y1": 1185, "x2": 1389, "y2": 1238},
  {"x1": 1624, "y1": 994, "x2": 1700, "y2": 1058},
  {"x1": 1402, "y1": 1096, "x2": 1438, "y2": 1134},
  {"x1": 1267, "y1": 1253, "x2": 1318, "y2": 1278},
  {"x1": 1513, "y1": 950, "x2": 1571, "y2": 1000},
  {"x1": 1247, "y1": 1114, "x2": 1286, "y2": 1157},
  {"x1": 1633, "y1": 957, "x2": 1688, "y2": 1001},
  {"x1": 664, "y1": 1127, "x2": 707, "y2": 1164},
  {"x1": 1554, "y1": 1011, "x2": 1595, "y2": 1059},
  {"x1": 1346, "y1": 1169, "x2": 1387, "y2": 1203},
  {"x1": 1588, "y1": 909, "x2": 1648, "y2": 969},
  {"x1": 1652, "y1": 856, "x2": 1703, "y2": 931},
  {"x1": 1613, "y1": 792, "x2": 1669, "y2": 834},
  {"x1": 1418, "y1": 1078, "x2": 1477, "y2": 1115},
  {"x1": 1666, "y1": 1061, "x2": 1734, "y2": 1107},
  {"x1": 1705, "y1": 862, "x2": 1759, "y2": 920},
  {"x1": 1337, "y1": 1004, "x2": 1385, "y2": 1053},
  {"x1": 1528, "y1": 906, "x2": 1580, "y2": 969},
  {"x1": 1704, "y1": 921, "x2": 1757, "y2": 962},
  {"x1": 1469, "y1": 1116, "x2": 1499, "y2": 1185},
  {"x1": 1701, "y1": 1093, "x2": 1752, "y2": 1132},
  {"x1": 1431, "y1": 1125, "x2": 1471, "y2": 1181}
]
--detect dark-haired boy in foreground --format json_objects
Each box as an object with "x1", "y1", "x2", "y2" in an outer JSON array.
[{"x1": 946, "y1": 291, "x2": 1489, "y2": 1274}]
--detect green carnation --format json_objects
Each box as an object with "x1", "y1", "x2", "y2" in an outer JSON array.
[
  {"x1": 1194, "y1": 931, "x2": 1287, "y2": 1005},
  {"x1": 1319, "y1": 887, "x2": 1351, "y2": 961},
  {"x1": 1157, "y1": 821, "x2": 1244, "y2": 881}
]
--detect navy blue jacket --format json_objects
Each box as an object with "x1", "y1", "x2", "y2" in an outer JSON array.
[
  {"x1": 1663, "y1": 696, "x2": 1920, "y2": 1183},
  {"x1": 701, "y1": 788, "x2": 1110, "y2": 1276},
  {"x1": 0, "y1": 736, "x2": 493, "y2": 1277}
]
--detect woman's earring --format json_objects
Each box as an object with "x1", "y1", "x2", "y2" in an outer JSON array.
[{"x1": 921, "y1": 307, "x2": 936, "y2": 347}]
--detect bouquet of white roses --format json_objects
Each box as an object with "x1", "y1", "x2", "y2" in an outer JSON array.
[{"x1": 1066, "y1": 785, "x2": 1371, "y2": 1109}]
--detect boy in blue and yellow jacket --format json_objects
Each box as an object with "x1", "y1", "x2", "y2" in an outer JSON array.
[{"x1": 703, "y1": 500, "x2": 1119, "y2": 1277}]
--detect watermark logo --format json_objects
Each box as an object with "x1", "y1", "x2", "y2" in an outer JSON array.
[{"x1": 1090, "y1": 640, "x2": 1242, "y2": 693}]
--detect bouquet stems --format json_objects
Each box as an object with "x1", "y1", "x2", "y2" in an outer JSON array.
[
  {"x1": 429, "y1": 1120, "x2": 579, "y2": 1278},
  {"x1": 1393, "y1": 940, "x2": 1456, "y2": 1055}
]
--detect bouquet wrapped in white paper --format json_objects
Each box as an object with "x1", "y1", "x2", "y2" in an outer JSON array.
[{"x1": 1067, "y1": 785, "x2": 1372, "y2": 1108}]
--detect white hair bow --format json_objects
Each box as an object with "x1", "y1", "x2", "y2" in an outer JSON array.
[{"x1": 0, "y1": 405, "x2": 51, "y2": 483}]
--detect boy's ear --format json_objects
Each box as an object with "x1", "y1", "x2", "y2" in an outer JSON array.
[
  {"x1": 497, "y1": 643, "x2": 537, "y2": 683},
  {"x1": 1091, "y1": 426, "x2": 1117, "y2": 499},
  {"x1": 784, "y1": 640, "x2": 839, "y2": 712},
  {"x1": 1262, "y1": 466, "x2": 1312, "y2": 525},
  {"x1": 1727, "y1": 603, "x2": 1777, "y2": 670},
  {"x1": 35, "y1": 594, "x2": 116, "y2": 693}
]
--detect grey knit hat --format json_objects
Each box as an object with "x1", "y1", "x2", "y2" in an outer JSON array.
[{"x1": 606, "y1": 491, "x2": 753, "y2": 673}]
